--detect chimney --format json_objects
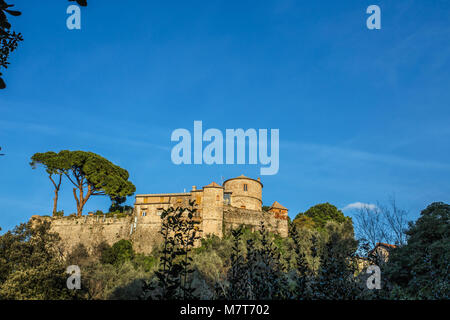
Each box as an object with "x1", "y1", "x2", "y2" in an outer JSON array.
[
  {"x1": 192, "y1": 186, "x2": 197, "y2": 191},
  {"x1": 257, "y1": 177, "x2": 261, "y2": 182}
]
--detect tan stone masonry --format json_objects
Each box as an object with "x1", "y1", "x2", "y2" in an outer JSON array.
[{"x1": 35, "y1": 175, "x2": 289, "y2": 254}]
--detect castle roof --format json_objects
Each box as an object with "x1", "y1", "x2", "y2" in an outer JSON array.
[
  {"x1": 270, "y1": 201, "x2": 288, "y2": 210},
  {"x1": 223, "y1": 175, "x2": 263, "y2": 188},
  {"x1": 203, "y1": 181, "x2": 223, "y2": 188},
  {"x1": 368, "y1": 242, "x2": 397, "y2": 258}
]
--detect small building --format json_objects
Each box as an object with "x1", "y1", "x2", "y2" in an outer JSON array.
[
  {"x1": 268, "y1": 201, "x2": 289, "y2": 220},
  {"x1": 369, "y1": 242, "x2": 397, "y2": 263}
]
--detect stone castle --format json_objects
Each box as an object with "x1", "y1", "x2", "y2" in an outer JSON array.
[{"x1": 42, "y1": 175, "x2": 289, "y2": 254}]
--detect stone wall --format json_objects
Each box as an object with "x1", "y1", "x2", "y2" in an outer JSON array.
[
  {"x1": 223, "y1": 206, "x2": 288, "y2": 237},
  {"x1": 38, "y1": 214, "x2": 164, "y2": 255},
  {"x1": 37, "y1": 204, "x2": 288, "y2": 256}
]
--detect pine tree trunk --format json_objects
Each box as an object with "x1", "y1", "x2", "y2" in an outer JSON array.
[{"x1": 52, "y1": 189, "x2": 58, "y2": 216}]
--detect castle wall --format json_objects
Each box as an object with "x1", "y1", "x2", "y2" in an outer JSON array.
[
  {"x1": 223, "y1": 206, "x2": 288, "y2": 237},
  {"x1": 37, "y1": 204, "x2": 288, "y2": 256},
  {"x1": 44, "y1": 215, "x2": 133, "y2": 255},
  {"x1": 40, "y1": 214, "x2": 164, "y2": 255},
  {"x1": 38, "y1": 176, "x2": 288, "y2": 255}
]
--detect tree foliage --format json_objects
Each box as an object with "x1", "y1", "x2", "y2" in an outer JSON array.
[
  {"x1": 61, "y1": 150, "x2": 136, "y2": 216},
  {"x1": 0, "y1": 0, "x2": 87, "y2": 89},
  {"x1": 0, "y1": 202, "x2": 447, "y2": 300},
  {"x1": 0, "y1": 0, "x2": 22, "y2": 89},
  {"x1": 310, "y1": 221, "x2": 360, "y2": 299},
  {"x1": 384, "y1": 202, "x2": 449, "y2": 299},
  {"x1": 30, "y1": 152, "x2": 65, "y2": 215},
  {"x1": 109, "y1": 196, "x2": 133, "y2": 213},
  {"x1": 294, "y1": 203, "x2": 352, "y2": 231},
  {"x1": 0, "y1": 219, "x2": 79, "y2": 299},
  {"x1": 293, "y1": 214, "x2": 316, "y2": 230},
  {"x1": 100, "y1": 239, "x2": 135, "y2": 266},
  {"x1": 142, "y1": 201, "x2": 200, "y2": 300},
  {"x1": 30, "y1": 150, "x2": 136, "y2": 216}
]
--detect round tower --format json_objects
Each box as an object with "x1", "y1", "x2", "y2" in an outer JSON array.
[
  {"x1": 201, "y1": 182, "x2": 224, "y2": 237},
  {"x1": 223, "y1": 175, "x2": 263, "y2": 211}
]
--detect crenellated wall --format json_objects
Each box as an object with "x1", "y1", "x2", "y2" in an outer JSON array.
[
  {"x1": 37, "y1": 206, "x2": 288, "y2": 255},
  {"x1": 37, "y1": 214, "x2": 164, "y2": 255}
]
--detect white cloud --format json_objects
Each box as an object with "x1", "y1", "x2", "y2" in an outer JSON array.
[{"x1": 341, "y1": 202, "x2": 378, "y2": 212}]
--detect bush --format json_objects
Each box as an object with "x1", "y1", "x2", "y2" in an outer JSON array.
[
  {"x1": 100, "y1": 240, "x2": 134, "y2": 266},
  {"x1": 54, "y1": 210, "x2": 64, "y2": 217}
]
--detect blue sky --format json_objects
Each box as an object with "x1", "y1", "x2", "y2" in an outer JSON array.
[{"x1": 1, "y1": 0, "x2": 450, "y2": 232}]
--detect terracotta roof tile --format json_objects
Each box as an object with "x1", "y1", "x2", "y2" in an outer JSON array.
[
  {"x1": 270, "y1": 201, "x2": 288, "y2": 210},
  {"x1": 204, "y1": 182, "x2": 223, "y2": 188}
]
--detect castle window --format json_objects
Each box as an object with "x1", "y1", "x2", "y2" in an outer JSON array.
[
  {"x1": 142, "y1": 211, "x2": 147, "y2": 217},
  {"x1": 243, "y1": 184, "x2": 248, "y2": 191},
  {"x1": 216, "y1": 195, "x2": 220, "y2": 201}
]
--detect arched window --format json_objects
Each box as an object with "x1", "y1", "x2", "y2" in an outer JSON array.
[{"x1": 243, "y1": 184, "x2": 248, "y2": 191}]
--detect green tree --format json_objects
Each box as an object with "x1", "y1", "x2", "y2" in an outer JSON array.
[
  {"x1": 109, "y1": 196, "x2": 133, "y2": 213},
  {"x1": 0, "y1": 219, "x2": 79, "y2": 299},
  {"x1": 142, "y1": 201, "x2": 200, "y2": 300},
  {"x1": 292, "y1": 215, "x2": 316, "y2": 230},
  {"x1": 246, "y1": 222, "x2": 290, "y2": 299},
  {"x1": 310, "y1": 221, "x2": 360, "y2": 299},
  {"x1": 384, "y1": 202, "x2": 450, "y2": 299},
  {"x1": 223, "y1": 226, "x2": 249, "y2": 299},
  {"x1": 30, "y1": 152, "x2": 66, "y2": 216},
  {"x1": 1, "y1": 0, "x2": 87, "y2": 89},
  {"x1": 295, "y1": 203, "x2": 351, "y2": 231},
  {"x1": 58, "y1": 150, "x2": 135, "y2": 216},
  {"x1": 0, "y1": 0, "x2": 22, "y2": 89},
  {"x1": 101, "y1": 240, "x2": 135, "y2": 266},
  {"x1": 289, "y1": 222, "x2": 313, "y2": 299}
]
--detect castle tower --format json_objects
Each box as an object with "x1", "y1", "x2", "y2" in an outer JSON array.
[
  {"x1": 269, "y1": 201, "x2": 288, "y2": 220},
  {"x1": 223, "y1": 175, "x2": 263, "y2": 211},
  {"x1": 201, "y1": 182, "x2": 224, "y2": 237}
]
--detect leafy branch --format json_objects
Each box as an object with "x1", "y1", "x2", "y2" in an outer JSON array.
[
  {"x1": 142, "y1": 201, "x2": 201, "y2": 300},
  {"x1": 0, "y1": 0, "x2": 88, "y2": 89}
]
